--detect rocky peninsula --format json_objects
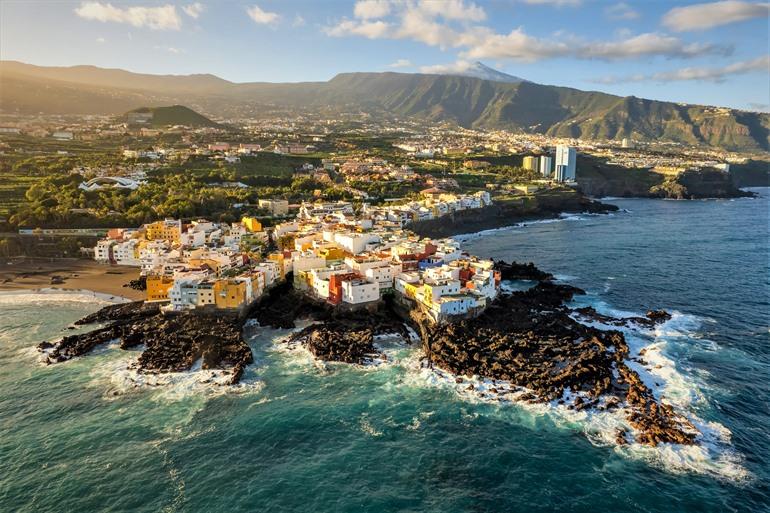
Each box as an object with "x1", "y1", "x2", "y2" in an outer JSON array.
[
  {"x1": 37, "y1": 261, "x2": 700, "y2": 447},
  {"x1": 577, "y1": 156, "x2": 756, "y2": 200},
  {"x1": 408, "y1": 189, "x2": 617, "y2": 239},
  {"x1": 38, "y1": 300, "x2": 253, "y2": 385}
]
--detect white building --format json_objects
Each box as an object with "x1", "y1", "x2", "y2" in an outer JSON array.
[
  {"x1": 258, "y1": 199, "x2": 289, "y2": 215},
  {"x1": 539, "y1": 156, "x2": 553, "y2": 178},
  {"x1": 180, "y1": 230, "x2": 206, "y2": 248},
  {"x1": 555, "y1": 146, "x2": 576, "y2": 182},
  {"x1": 94, "y1": 240, "x2": 115, "y2": 262},
  {"x1": 341, "y1": 277, "x2": 380, "y2": 304}
]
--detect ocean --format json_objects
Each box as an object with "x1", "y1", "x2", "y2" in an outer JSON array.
[{"x1": 1, "y1": 189, "x2": 768, "y2": 513}]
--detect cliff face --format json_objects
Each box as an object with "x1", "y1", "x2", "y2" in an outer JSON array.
[
  {"x1": 408, "y1": 190, "x2": 616, "y2": 239},
  {"x1": 577, "y1": 156, "x2": 755, "y2": 199},
  {"x1": 650, "y1": 169, "x2": 753, "y2": 199}
]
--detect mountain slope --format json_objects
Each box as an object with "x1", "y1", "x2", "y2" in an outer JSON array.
[{"x1": 1, "y1": 61, "x2": 767, "y2": 152}]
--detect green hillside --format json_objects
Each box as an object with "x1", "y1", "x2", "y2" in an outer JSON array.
[{"x1": 124, "y1": 105, "x2": 220, "y2": 128}]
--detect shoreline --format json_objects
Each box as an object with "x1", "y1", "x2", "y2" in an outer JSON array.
[
  {"x1": 0, "y1": 258, "x2": 144, "y2": 301},
  {"x1": 408, "y1": 197, "x2": 618, "y2": 239}
]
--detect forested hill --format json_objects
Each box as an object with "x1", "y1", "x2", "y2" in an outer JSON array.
[
  {"x1": 123, "y1": 106, "x2": 220, "y2": 128},
  {"x1": 1, "y1": 60, "x2": 768, "y2": 152}
]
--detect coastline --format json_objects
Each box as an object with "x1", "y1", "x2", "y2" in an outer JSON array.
[
  {"x1": 0, "y1": 258, "x2": 144, "y2": 301},
  {"x1": 408, "y1": 195, "x2": 617, "y2": 239}
]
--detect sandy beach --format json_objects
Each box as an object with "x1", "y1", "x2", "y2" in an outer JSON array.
[{"x1": 0, "y1": 258, "x2": 144, "y2": 300}]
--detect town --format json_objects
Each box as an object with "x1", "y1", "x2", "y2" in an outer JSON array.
[{"x1": 92, "y1": 189, "x2": 501, "y2": 324}]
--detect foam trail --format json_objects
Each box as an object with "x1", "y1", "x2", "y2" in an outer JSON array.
[{"x1": 0, "y1": 288, "x2": 130, "y2": 305}]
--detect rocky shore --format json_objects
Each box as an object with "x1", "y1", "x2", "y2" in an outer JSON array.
[
  {"x1": 36, "y1": 261, "x2": 700, "y2": 447},
  {"x1": 577, "y1": 157, "x2": 756, "y2": 200},
  {"x1": 417, "y1": 280, "x2": 697, "y2": 446},
  {"x1": 38, "y1": 301, "x2": 253, "y2": 385},
  {"x1": 253, "y1": 283, "x2": 411, "y2": 365},
  {"x1": 408, "y1": 190, "x2": 617, "y2": 239}
]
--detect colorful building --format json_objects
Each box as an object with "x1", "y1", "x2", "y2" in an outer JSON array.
[
  {"x1": 146, "y1": 275, "x2": 174, "y2": 302},
  {"x1": 241, "y1": 217, "x2": 263, "y2": 233}
]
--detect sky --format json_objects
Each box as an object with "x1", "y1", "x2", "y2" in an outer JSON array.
[{"x1": 1, "y1": 0, "x2": 768, "y2": 111}]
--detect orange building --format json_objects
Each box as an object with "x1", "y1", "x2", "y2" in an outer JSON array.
[
  {"x1": 214, "y1": 280, "x2": 249, "y2": 309},
  {"x1": 146, "y1": 275, "x2": 174, "y2": 302}
]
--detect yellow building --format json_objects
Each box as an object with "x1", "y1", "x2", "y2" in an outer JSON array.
[
  {"x1": 146, "y1": 275, "x2": 174, "y2": 302},
  {"x1": 213, "y1": 280, "x2": 249, "y2": 309},
  {"x1": 242, "y1": 217, "x2": 262, "y2": 232},
  {"x1": 522, "y1": 156, "x2": 538, "y2": 171},
  {"x1": 145, "y1": 219, "x2": 181, "y2": 244},
  {"x1": 402, "y1": 282, "x2": 419, "y2": 301},
  {"x1": 317, "y1": 245, "x2": 345, "y2": 262}
]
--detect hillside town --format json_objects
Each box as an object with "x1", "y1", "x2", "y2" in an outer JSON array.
[{"x1": 92, "y1": 190, "x2": 500, "y2": 324}]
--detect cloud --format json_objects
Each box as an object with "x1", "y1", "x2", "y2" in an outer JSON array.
[
  {"x1": 417, "y1": 0, "x2": 486, "y2": 21},
  {"x1": 662, "y1": 1, "x2": 769, "y2": 32},
  {"x1": 605, "y1": 2, "x2": 639, "y2": 20},
  {"x1": 459, "y1": 28, "x2": 568, "y2": 61},
  {"x1": 182, "y1": 3, "x2": 204, "y2": 19},
  {"x1": 420, "y1": 60, "x2": 474, "y2": 74},
  {"x1": 354, "y1": 0, "x2": 392, "y2": 19},
  {"x1": 325, "y1": 19, "x2": 391, "y2": 39},
  {"x1": 74, "y1": 2, "x2": 181, "y2": 30},
  {"x1": 246, "y1": 4, "x2": 280, "y2": 25},
  {"x1": 520, "y1": 0, "x2": 582, "y2": 6},
  {"x1": 154, "y1": 45, "x2": 184, "y2": 54},
  {"x1": 592, "y1": 55, "x2": 770, "y2": 83},
  {"x1": 577, "y1": 33, "x2": 728, "y2": 60},
  {"x1": 388, "y1": 58, "x2": 412, "y2": 68},
  {"x1": 394, "y1": 9, "x2": 461, "y2": 48},
  {"x1": 96, "y1": 37, "x2": 106, "y2": 43},
  {"x1": 292, "y1": 14, "x2": 306, "y2": 27},
  {"x1": 747, "y1": 102, "x2": 770, "y2": 112},
  {"x1": 458, "y1": 30, "x2": 726, "y2": 62},
  {"x1": 325, "y1": 2, "x2": 726, "y2": 63}
]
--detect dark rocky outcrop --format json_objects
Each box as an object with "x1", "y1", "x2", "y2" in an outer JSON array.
[
  {"x1": 408, "y1": 190, "x2": 617, "y2": 239},
  {"x1": 36, "y1": 263, "x2": 699, "y2": 446},
  {"x1": 74, "y1": 300, "x2": 159, "y2": 325},
  {"x1": 288, "y1": 323, "x2": 379, "y2": 364},
  {"x1": 416, "y1": 282, "x2": 697, "y2": 446},
  {"x1": 573, "y1": 306, "x2": 672, "y2": 329},
  {"x1": 39, "y1": 303, "x2": 252, "y2": 385},
  {"x1": 248, "y1": 277, "x2": 328, "y2": 330},
  {"x1": 282, "y1": 298, "x2": 412, "y2": 364},
  {"x1": 494, "y1": 260, "x2": 554, "y2": 281},
  {"x1": 650, "y1": 169, "x2": 754, "y2": 199},
  {"x1": 123, "y1": 276, "x2": 147, "y2": 291}
]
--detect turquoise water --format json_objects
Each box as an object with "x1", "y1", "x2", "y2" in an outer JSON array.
[{"x1": 1, "y1": 190, "x2": 768, "y2": 512}]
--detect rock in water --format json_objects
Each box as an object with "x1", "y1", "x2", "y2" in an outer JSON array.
[
  {"x1": 40, "y1": 302, "x2": 253, "y2": 384},
  {"x1": 417, "y1": 282, "x2": 697, "y2": 447},
  {"x1": 493, "y1": 260, "x2": 554, "y2": 281}
]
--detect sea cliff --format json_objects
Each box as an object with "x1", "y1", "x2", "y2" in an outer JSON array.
[
  {"x1": 408, "y1": 190, "x2": 617, "y2": 239},
  {"x1": 577, "y1": 156, "x2": 757, "y2": 199}
]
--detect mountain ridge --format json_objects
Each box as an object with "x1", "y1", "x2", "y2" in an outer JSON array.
[{"x1": 1, "y1": 60, "x2": 767, "y2": 152}]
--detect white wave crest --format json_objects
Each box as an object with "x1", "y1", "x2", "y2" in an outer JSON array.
[{"x1": 0, "y1": 288, "x2": 129, "y2": 305}]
